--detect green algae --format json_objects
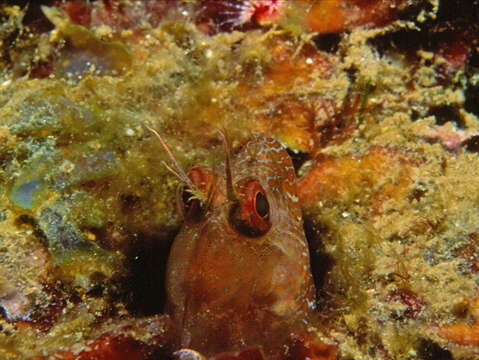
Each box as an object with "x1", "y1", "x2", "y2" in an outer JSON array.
[
  {"x1": 42, "y1": 6, "x2": 132, "y2": 77},
  {"x1": 11, "y1": 87, "x2": 103, "y2": 142},
  {"x1": 9, "y1": 177, "x2": 49, "y2": 211},
  {"x1": 38, "y1": 203, "x2": 114, "y2": 269},
  {"x1": 56, "y1": 146, "x2": 121, "y2": 187},
  {"x1": 7, "y1": 146, "x2": 59, "y2": 212},
  {"x1": 54, "y1": 23, "x2": 132, "y2": 77},
  {"x1": 7, "y1": 151, "x2": 117, "y2": 269}
]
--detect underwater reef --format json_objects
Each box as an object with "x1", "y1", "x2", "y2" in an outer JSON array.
[{"x1": 0, "y1": 0, "x2": 478, "y2": 359}]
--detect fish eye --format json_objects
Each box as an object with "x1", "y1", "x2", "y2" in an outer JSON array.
[
  {"x1": 254, "y1": 191, "x2": 269, "y2": 219},
  {"x1": 229, "y1": 179, "x2": 272, "y2": 237}
]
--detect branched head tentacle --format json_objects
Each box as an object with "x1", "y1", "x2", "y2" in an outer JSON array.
[{"x1": 147, "y1": 126, "x2": 207, "y2": 203}]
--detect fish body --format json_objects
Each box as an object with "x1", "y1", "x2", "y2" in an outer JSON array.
[{"x1": 166, "y1": 137, "x2": 316, "y2": 358}]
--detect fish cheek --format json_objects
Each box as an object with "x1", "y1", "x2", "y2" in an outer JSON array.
[{"x1": 165, "y1": 224, "x2": 203, "y2": 319}]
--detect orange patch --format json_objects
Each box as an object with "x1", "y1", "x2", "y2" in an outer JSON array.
[
  {"x1": 437, "y1": 297, "x2": 479, "y2": 346},
  {"x1": 297, "y1": 147, "x2": 416, "y2": 214},
  {"x1": 307, "y1": 0, "x2": 412, "y2": 34}
]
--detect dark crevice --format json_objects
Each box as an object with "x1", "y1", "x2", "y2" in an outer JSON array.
[
  {"x1": 427, "y1": 105, "x2": 465, "y2": 128},
  {"x1": 464, "y1": 135, "x2": 479, "y2": 153},
  {"x1": 465, "y1": 84, "x2": 479, "y2": 117},
  {"x1": 121, "y1": 230, "x2": 177, "y2": 316},
  {"x1": 286, "y1": 148, "x2": 309, "y2": 173},
  {"x1": 369, "y1": 0, "x2": 479, "y2": 59},
  {"x1": 418, "y1": 339, "x2": 453, "y2": 360},
  {"x1": 313, "y1": 33, "x2": 341, "y2": 53},
  {"x1": 3, "y1": 0, "x2": 54, "y2": 31},
  {"x1": 303, "y1": 218, "x2": 334, "y2": 303}
]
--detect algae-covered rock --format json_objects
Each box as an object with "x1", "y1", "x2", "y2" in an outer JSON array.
[
  {"x1": 38, "y1": 204, "x2": 110, "y2": 264},
  {"x1": 56, "y1": 145, "x2": 121, "y2": 187},
  {"x1": 0, "y1": 0, "x2": 478, "y2": 359},
  {"x1": 10, "y1": 86, "x2": 102, "y2": 141}
]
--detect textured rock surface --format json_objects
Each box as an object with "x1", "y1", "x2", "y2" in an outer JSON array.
[{"x1": 0, "y1": 0, "x2": 478, "y2": 359}]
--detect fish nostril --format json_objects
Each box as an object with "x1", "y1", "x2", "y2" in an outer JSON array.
[{"x1": 180, "y1": 186, "x2": 203, "y2": 221}]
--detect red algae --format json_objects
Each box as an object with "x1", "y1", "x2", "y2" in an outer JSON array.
[
  {"x1": 25, "y1": 316, "x2": 172, "y2": 360},
  {"x1": 290, "y1": 336, "x2": 338, "y2": 360},
  {"x1": 30, "y1": 335, "x2": 156, "y2": 360},
  {"x1": 237, "y1": 37, "x2": 335, "y2": 153},
  {"x1": 384, "y1": 288, "x2": 424, "y2": 320}
]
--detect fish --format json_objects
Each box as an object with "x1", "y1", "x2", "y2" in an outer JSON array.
[{"x1": 152, "y1": 130, "x2": 317, "y2": 359}]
